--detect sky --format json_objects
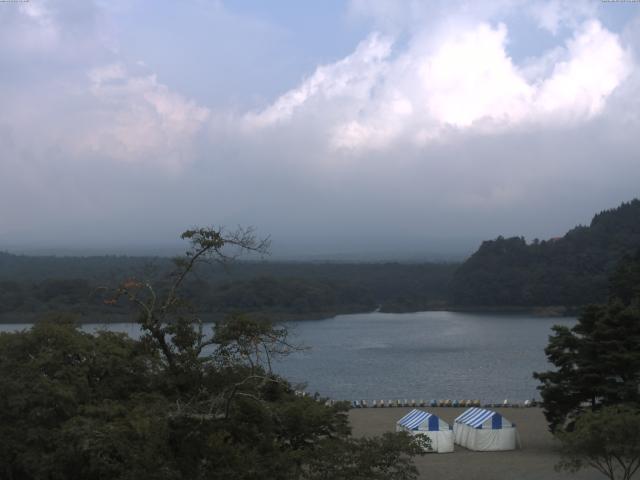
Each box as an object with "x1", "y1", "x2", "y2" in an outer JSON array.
[{"x1": 1, "y1": 0, "x2": 639, "y2": 259}]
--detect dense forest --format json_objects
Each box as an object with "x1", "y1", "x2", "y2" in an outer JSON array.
[
  {"x1": 0, "y1": 253, "x2": 456, "y2": 321},
  {"x1": 452, "y1": 199, "x2": 640, "y2": 307}
]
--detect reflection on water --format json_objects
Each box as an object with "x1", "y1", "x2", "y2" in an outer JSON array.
[{"x1": 0, "y1": 310, "x2": 574, "y2": 403}]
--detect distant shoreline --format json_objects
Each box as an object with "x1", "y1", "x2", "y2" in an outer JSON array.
[
  {"x1": 0, "y1": 305, "x2": 580, "y2": 325},
  {"x1": 415, "y1": 305, "x2": 581, "y2": 317}
]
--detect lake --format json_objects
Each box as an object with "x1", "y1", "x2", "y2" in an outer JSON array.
[
  {"x1": 0, "y1": 311, "x2": 574, "y2": 403},
  {"x1": 275, "y1": 311, "x2": 575, "y2": 403}
]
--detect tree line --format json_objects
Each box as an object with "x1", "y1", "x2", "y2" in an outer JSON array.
[{"x1": 0, "y1": 254, "x2": 456, "y2": 321}]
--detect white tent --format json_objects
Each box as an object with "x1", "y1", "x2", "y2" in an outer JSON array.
[
  {"x1": 453, "y1": 407, "x2": 519, "y2": 451},
  {"x1": 396, "y1": 409, "x2": 454, "y2": 453}
]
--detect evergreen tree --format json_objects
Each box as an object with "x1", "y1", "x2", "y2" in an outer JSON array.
[{"x1": 534, "y1": 249, "x2": 640, "y2": 432}]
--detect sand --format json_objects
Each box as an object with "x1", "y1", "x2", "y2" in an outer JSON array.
[{"x1": 349, "y1": 407, "x2": 606, "y2": 480}]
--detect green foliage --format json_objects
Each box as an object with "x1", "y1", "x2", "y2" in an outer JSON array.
[
  {"x1": 534, "y1": 249, "x2": 640, "y2": 432},
  {"x1": 556, "y1": 405, "x2": 640, "y2": 480},
  {"x1": 303, "y1": 432, "x2": 426, "y2": 480},
  {"x1": 453, "y1": 199, "x2": 640, "y2": 307},
  {"x1": 0, "y1": 227, "x2": 425, "y2": 479},
  {"x1": 0, "y1": 316, "x2": 166, "y2": 479},
  {"x1": 206, "y1": 276, "x2": 376, "y2": 315},
  {"x1": 0, "y1": 255, "x2": 456, "y2": 320},
  {"x1": 34, "y1": 279, "x2": 91, "y2": 304},
  {"x1": 0, "y1": 321, "x2": 419, "y2": 480},
  {"x1": 0, "y1": 280, "x2": 24, "y2": 312},
  {"x1": 609, "y1": 249, "x2": 640, "y2": 305}
]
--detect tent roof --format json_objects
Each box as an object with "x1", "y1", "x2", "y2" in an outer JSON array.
[
  {"x1": 455, "y1": 407, "x2": 503, "y2": 428},
  {"x1": 397, "y1": 409, "x2": 442, "y2": 430}
]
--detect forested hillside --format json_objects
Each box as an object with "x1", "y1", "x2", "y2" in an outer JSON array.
[
  {"x1": 452, "y1": 199, "x2": 640, "y2": 307},
  {"x1": 0, "y1": 254, "x2": 456, "y2": 321}
]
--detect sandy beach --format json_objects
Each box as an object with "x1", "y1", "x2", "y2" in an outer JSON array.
[{"x1": 349, "y1": 407, "x2": 606, "y2": 480}]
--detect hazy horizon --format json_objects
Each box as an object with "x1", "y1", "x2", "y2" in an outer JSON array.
[
  {"x1": 1, "y1": 234, "x2": 481, "y2": 261},
  {"x1": 1, "y1": 195, "x2": 631, "y2": 260}
]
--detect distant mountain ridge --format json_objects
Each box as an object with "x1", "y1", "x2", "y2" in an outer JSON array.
[{"x1": 452, "y1": 199, "x2": 640, "y2": 307}]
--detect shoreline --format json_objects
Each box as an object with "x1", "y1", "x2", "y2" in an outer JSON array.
[
  {"x1": 0, "y1": 305, "x2": 580, "y2": 324},
  {"x1": 416, "y1": 305, "x2": 582, "y2": 317}
]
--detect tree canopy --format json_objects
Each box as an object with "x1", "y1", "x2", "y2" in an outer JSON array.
[
  {"x1": 534, "y1": 248, "x2": 640, "y2": 432},
  {"x1": 0, "y1": 252, "x2": 455, "y2": 321},
  {"x1": 0, "y1": 227, "x2": 425, "y2": 480},
  {"x1": 556, "y1": 405, "x2": 640, "y2": 480}
]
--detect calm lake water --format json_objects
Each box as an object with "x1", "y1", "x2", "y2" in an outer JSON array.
[
  {"x1": 0, "y1": 311, "x2": 575, "y2": 403},
  {"x1": 276, "y1": 311, "x2": 575, "y2": 403}
]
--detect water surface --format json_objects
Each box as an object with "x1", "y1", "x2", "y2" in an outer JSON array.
[
  {"x1": 274, "y1": 311, "x2": 575, "y2": 402},
  {"x1": 0, "y1": 311, "x2": 574, "y2": 403}
]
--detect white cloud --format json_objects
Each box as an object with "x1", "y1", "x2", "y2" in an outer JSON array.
[
  {"x1": 0, "y1": 1, "x2": 210, "y2": 171},
  {"x1": 416, "y1": 22, "x2": 532, "y2": 128},
  {"x1": 88, "y1": 63, "x2": 127, "y2": 84},
  {"x1": 244, "y1": 33, "x2": 393, "y2": 129},
  {"x1": 80, "y1": 64, "x2": 210, "y2": 167},
  {"x1": 245, "y1": 19, "x2": 632, "y2": 152},
  {"x1": 535, "y1": 20, "x2": 630, "y2": 119}
]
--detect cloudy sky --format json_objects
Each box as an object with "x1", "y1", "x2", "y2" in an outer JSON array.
[{"x1": 1, "y1": 0, "x2": 639, "y2": 258}]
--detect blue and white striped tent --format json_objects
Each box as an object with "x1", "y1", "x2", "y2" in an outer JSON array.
[
  {"x1": 396, "y1": 409, "x2": 454, "y2": 453},
  {"x1": 454, "y1": 408, "x2": 518, "y2": 451},
  {"x1": 455, "y1": 407, "x2": 511, "y2": 429}
]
